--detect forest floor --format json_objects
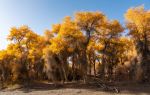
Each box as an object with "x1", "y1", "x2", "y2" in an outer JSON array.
[{"x1": 0, "y1": 80, "x2": 150, "y2": 95}]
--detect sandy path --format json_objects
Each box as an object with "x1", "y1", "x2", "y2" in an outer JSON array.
[
  {"x1": 0, "y1": 88, "x2": 149, "y2": 95},
  {"x1": 0, "y1": 81, "x2": 150, "y2": 95}
]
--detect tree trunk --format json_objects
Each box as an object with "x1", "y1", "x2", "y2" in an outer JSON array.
[{"x1": 93, "y1": 60, "x2": 96, "y2": 77}]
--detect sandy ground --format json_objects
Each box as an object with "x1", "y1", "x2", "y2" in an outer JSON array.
[
  {"x1": 0, "y1": 88, "x2": 150, "y2": 95},
  {"x1": 0, "y1": 81, "x2": 150, "y2": 95}
]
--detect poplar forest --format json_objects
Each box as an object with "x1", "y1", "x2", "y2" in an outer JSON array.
[{"x1": 0, "y1": 5, "x2": 150, "y2": 94}]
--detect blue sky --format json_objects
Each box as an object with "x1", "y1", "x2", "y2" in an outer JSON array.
[{"x1": 0, "y1": 0, "x2": 150, "y2": 49}]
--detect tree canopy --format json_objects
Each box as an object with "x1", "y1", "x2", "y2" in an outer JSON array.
[{"x1": 0, "y1": 6, "x2": 150, "y2": 87}]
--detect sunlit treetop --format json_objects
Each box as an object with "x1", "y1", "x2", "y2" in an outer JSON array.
[
  {"x1": 58, "y1": 16, "x2": 85, "y2": 41},
  {"x1": 98, "y1": 20, "x2": 123, "y2": 37},
  {"x1": 125, "y1": 5, "x2": 147, "y2": 25},
  {"x1": 7, "y1": 25, "x2": 44, "y2": 48},
  {"x1": 125, "y1": 5, "x2": 150, "y2": 39},
  {"x1": 51, "y1": 24, "x2": 61, "y2": 34},
  {"x1": 7, "y1": 25, "x2": 32, "y2": 43},
  {"x1": 75, "y1": 11, "x2": 106, "y2": 32},
  {"x1": 106, "y1": 20, "x2": 124, "y2": 36},
  {"x1": 47, "y1": 16, "x2": 85, "y2": 54}
]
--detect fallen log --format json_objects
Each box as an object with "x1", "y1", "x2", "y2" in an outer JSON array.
[{"x1": 87, "y1": 77, "x2": 120, "y2": 93}]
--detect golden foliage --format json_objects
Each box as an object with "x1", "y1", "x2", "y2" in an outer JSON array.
[{"x1": 125, "y1": 5, "x2": 150, "y2": 40}]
